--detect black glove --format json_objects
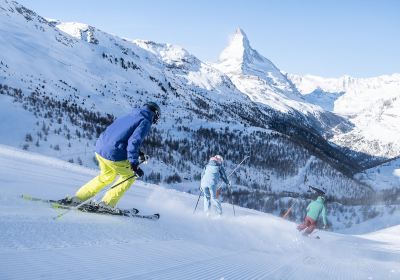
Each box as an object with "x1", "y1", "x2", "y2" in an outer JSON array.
[
  {"x1": 130, "y1": 163, "x2": 144, "y2": 177},
  {"x1": 139, "y1": 151, "x2": 146, "y2": 163}
]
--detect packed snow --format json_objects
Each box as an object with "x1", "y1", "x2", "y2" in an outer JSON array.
[{"x1": 0, "y1": 145, "x2": 399, "y2": 279}]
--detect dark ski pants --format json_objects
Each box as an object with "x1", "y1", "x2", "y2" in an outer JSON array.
[{"x1": 297, "y1": 216, "x2": 316, "y2": 235}]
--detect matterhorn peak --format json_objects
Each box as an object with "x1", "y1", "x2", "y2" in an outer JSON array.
[
  {"x1": 216, "y1": 28, "x2": 281, "y2": 79},
  {"x1": 235, "y1": 27, "x2": 245, "y2": 34},
  {"x1": 217, "y1": 27, "x2": 251, "y2": 72},
  {"x1": 215, "y1": 28, "x2": 301, "y2": 99},
  {"x1": 233, "y1": 27, "x2": 249, "y2": 43}
]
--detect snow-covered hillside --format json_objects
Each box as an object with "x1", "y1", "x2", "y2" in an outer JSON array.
[
  {"x1": 1, "y1": 0, "x2": 399, "y2": 231},
  {"x1": 289, "y1": 74, "x2": 400, "y2": 163},
  {"x1": 356, "y1": 156, "x2": 400, "y2": 191},
  {"x1": 0, "y1": 145, "x2": 399, "y2": 279},
  {"x1": 0, "y1": 0, "x2": 370, "y2": 200}
]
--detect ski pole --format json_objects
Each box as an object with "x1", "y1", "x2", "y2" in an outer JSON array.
[
  {"x1": 193, "y1": 189, "x2": 202, "y2": 214},
  {"x1": 53, "y1": 155, "x2": 149, "y2": 220},
  {"x1": 227, "y1": 184, "x2": 236, "y2": 216},
  {"x1": 226, "y1": 155, "x2": 250, "y2": 178},
  {"x1": 215, "y1": 155, "x2": 250, "y2": 191},
  {"x1": 220, "y1": 155, "x2": 249, "y2": 216},
  {"x1": 193, "y1": 155, "x2": 249, "y2": 215},
  {"x1": 282, "y1": 200, "x2": 297, "y2": 219},
  {"x1": 53, "y1": 174, "x2": 138, "y2": 220}
]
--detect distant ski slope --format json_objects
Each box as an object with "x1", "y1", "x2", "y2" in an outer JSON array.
[{"x1": 0, "y1": 145, "x2": 399, "y2": 280}]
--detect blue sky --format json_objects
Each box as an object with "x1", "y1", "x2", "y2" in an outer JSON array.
[{"x1": 18, "y1": 0, "x2": 400, "y2": 77}]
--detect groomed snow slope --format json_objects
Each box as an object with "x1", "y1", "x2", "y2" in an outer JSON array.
[{"x1": 0, "y1": 145, "x2": 399, "y2": 280}]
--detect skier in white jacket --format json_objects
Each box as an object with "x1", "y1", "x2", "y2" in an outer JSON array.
[{"x1": 200, "y1": 155, "x2": 229, "y2": 215}]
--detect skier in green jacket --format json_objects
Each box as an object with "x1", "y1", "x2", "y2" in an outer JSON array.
[{"x1": 297, "y1": 195, "x2": 328, "y2": 235}]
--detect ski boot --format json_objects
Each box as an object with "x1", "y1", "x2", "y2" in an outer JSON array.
[
  {"x1": 95, "y1": 201, "x2": 122, "y2": 215},
  {"x1": 57, "y1": 196, "x2": 82, "y2": 207}
]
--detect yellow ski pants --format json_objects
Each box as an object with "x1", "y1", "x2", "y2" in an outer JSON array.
[{"x1": 75, "y1": 153, "x2": 136, "y2": 207}]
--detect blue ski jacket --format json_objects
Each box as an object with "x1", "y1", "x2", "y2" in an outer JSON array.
[
  {"x1": 95, "y1": 107, "x2": 153, "y2": 165},
  {"x1": 200, "y1": 160, "x2": 229, "y2": 190}
]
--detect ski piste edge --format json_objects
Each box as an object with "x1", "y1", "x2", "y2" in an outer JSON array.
[{"x1": 20, "y1": 194, "x2": 160, "y2": 220}]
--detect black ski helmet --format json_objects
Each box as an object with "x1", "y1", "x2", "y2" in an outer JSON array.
[{"x1": 144, "y1": 101, "x2": 161, "y2": 124}]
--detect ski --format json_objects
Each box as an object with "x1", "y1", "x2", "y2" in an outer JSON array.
[
  {"x1": 304, "y1": 234, "x2": 320, "y2": 240},
  {"x1": 128, "y1": 213, "x2": 160, "y2": 220},
  {"x1": 300, "y1": 231, "x2": 320, "y2": 240},
  {"x1": 298, "y1": 232, "x2": 320, "y2": 240},
  {"x1": 21, "y1": 194, "x2": 159, "y2": 220},
  {"x1": 21, "y1": 194, "x2": 58, "y2": 204},
  {"x1": 76, "y1": 204, "x2": 160, "y2": 220}
]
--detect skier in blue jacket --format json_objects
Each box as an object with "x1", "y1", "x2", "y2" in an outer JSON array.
[
  {"x1": 200, "y1": 155, "x2": 229, "y2": 215},
  {"x1": 59, "y1": 102, "x2": 160, "y2": 211}
]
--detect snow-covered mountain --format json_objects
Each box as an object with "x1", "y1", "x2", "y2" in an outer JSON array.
[
  {"x1": 214, "y1": 29, "x2": 350, "y2": 138},
  {"x1": 1, "y1": 145, "x2": 400, "y2": 279},
  {"x1": 215, "y1": 28, "x2": 310, "y2": 111},
  {"x1": 47, "y1": 20, "x2": 98, "y2": 45},
  {"x1": 289, "y1": 74, "x2": 400, "y2": 165},
  {"x1": 288, "y1": 74, "x2": 400, "y2": 114},
  {"x1": 1, "y1": 0, "x2": 398, "y2": 228},
  {"x1": 215, "y1": 28, "x2": 299, "y2": 99}
]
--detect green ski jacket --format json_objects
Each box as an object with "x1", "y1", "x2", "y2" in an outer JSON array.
[{"x1": 306, "y1": 196, "x2": 327, "y2": 226}]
